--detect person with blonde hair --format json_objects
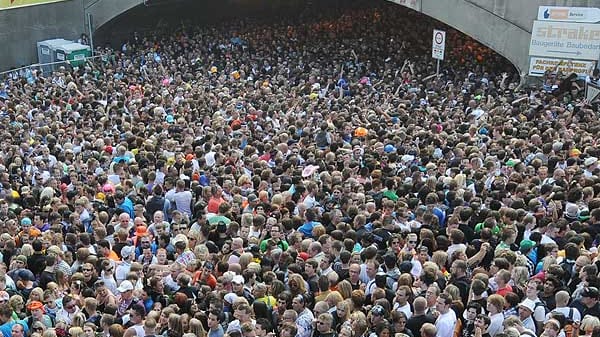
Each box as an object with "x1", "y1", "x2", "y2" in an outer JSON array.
[
  {"x1": 486, "y1": 294, "x2": 505, "y2": 337},
  {"x1": 579, "y1": 315, "x2": 600, "y2": 337},
  {"x1": 288, "y1": 274, "x2": 307, "y2": 298},
  {"x1": 83, "y1": 323, "x2": 97, "y2": 337},
  {"x1": 188, "y1": 318, "x2": 207, "y2": 337},
  {"x1": 337, "y1": 280, "x2": 353, "y2": 300},
  {"x1": 420, "y1": 323, "x2": 437, "y2": 337},
  {"x1": 546, "y1": 290, "x2": 581, "y2": 322},
  {"x1": 165, "y1": 313, "x2": 185, "y2": 337},
  {"x1": 540, "y1": 319, "x2": 561, "y2": 337},
  {"x1": 68, "y1": 326, "x2": 84, "y2": 337}
]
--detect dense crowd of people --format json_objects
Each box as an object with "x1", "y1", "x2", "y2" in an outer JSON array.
[{"x1": 0, "y1": 1, "x2": 599, "y2": 337}]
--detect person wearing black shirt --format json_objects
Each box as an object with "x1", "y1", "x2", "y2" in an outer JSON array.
[
  {"x1": 304, "y1": 259, "x2": 319, "y2": 294},
  {"x1": 27, "y1": 240, "x2": 46, "y2": 278},
  {"x1": 175, "y1": 273, "x2": 198, "y2": 300},
  {"x1": 406, "y1": 297, "x2": 435, "y2": 337},
  {"x1": 347, "y1": 263, "x2": 363, "y2": 290},
  {"x1": 572, "y1": 287, "x2": 600, "y2": 318},
  {"x1": 38, "y1": 255, "x2": 57, "y2": 290}
]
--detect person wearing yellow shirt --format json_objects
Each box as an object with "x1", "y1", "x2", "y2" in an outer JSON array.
[{"x1": 252, "y1": 283, "x2": 276, "y2": 308}]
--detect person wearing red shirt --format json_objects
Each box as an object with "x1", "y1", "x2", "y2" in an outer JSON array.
[
  {"x1": 495, "y1": 269, "x2": 513, "y2": 297},
  {"x1": 193, "y1": 261, "x2": 217, "y2": 289},
  {"x1": 207, "y1": 186, "x2": 225, "y2": 214}
]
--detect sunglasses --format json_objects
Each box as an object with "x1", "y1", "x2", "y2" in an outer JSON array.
[{"x1": 82, "y1": 269, "x2": 93, "y2": 272}]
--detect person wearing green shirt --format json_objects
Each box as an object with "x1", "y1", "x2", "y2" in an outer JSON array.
[
  {"x1": 474, "y1": 218, "x2": 500, "y2": 235},
  {"x1": 259, "y1": 224, "x2": 289, "y2": 252},
  {"x1": 495, "y1": 227, "x2": 517, "y2": 253}
]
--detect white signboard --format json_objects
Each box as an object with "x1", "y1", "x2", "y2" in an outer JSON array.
[
  {"x1": 529, "y1": 21, "x2": 600, "y2": 61},
  {"x1": 432, "y1": 29, "x2": 445, "y2": 60},
  {"x1": 528, "y1": 57, "x2": 595, "y2": 77},
  {"x1": 388, "y1": 0, "x2": 421, "y2": 11},
  {"x1": 538, "y1": 6, "x2": 600, "y2": 23},
  {"x1": 586, "y1": 81, "x2": 600, "y2": 102}
]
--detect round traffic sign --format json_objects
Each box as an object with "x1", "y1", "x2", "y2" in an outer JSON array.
[{"x1": 435, "y1": 32, "x2": 444, "y2": 45}]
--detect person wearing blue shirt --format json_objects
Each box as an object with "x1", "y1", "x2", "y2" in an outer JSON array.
[
  {"x1": 207, "y1": 309, "x2": 224, "y2": 337},
  {"x1": 0, "y1": 303, "x2": 28, "y2": 337},
  {"x1": 115, "y1": 191, "x2": 135, "y2": 219},
  {"x1": 298, "y1": 209, "x2": 320, "y2": 238}
]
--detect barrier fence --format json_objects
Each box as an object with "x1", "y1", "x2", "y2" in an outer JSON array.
[{"x1": 0, "y1": 54, "x2": 106, "y2": 80}]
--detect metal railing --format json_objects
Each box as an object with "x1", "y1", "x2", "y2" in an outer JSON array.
[{"x1": 0, "y1": 54, "x2": 105, "y2": 79}]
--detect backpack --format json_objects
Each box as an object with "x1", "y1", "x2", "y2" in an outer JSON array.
[
  {"x1": 559, "y1": 260, "x2": 576, "y2": 284},
  {"x1": 453, "y1": 317, "x2": 463, "y2": 337},
  {"x1": 386, "y1": 271, "x2": 400, "y2": 290},
  {"x1": 145, "y1": 196, "x2": 166, "y2": 220},
  {"x1": 534, "y1": 300, "x2": 549, "y2": 317},
  {"x1": 562, "y1": 308, "x2": 575, "y2": 337}
]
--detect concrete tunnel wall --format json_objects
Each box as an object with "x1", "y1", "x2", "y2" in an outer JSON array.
[
  {"x1": 391, "y1": 0, "x2": 600, "y2": 76},
  {"x1": 0, "y1": 0, "x2": 85, "y2": 72},
  {"x1": 2, "y1": 0, "x2": 600, "y2": 74}
]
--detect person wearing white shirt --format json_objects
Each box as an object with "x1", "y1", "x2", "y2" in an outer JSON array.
[
  {"x1": 319, "y1": 256, "x2": 334, "y2": 277},
  {"x1": 518, "y1": 299, "x2": 537, "y2": 335},
  {"x1": 435, "y1": 294, "x2": 457, "y2": 337},
  {"x1": 393, "y1": 285, "x2": 413, "y2": 319},
  {"x1": 364, "y1": 260, "x2": 379, "y2": 297},
  {"x1": 56, "y1": 295, "x2": 80, "y2": 326},
  {"x1": 546, "y1": 290, "x2": 581, "y2": 323},
  {"x1": 486, "y1": 294, "x2": 505, "y2": 337},
  {"x1": 172, "y1": 180, "x2": 193, "y2": 218},
  {"x1": 116, "y1": 246, "x2": 135, "y2": 285}
]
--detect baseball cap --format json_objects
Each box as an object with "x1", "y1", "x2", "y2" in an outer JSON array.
[
  {"x1": 27, "y1": 301, "x2": 45, "y2": 312},
  {"x1": 17, "y1": 269, "x2": 35, "y2": 282},
  {"x1": 519, "y1": 239, "x2": 536, "y2": 252},
  {"x1": 224, "y1": 293, "x2": 238, "y2": 304},
  {"x1": 384, "y1": 144, "x2": 397, "y2": 153},
  {"x1": 371, "y1": 305, "x2": 386, "y2": 317},
  {"x1": 14, "y1": 255, "x2": 27, "y2": 265},
  {"x1": 584, "y1": 157, "x2": 598, "y2": 167},
  {"x1": 121, "y1": 246, "x2": 135, "y2": 260},
  {"x1": 117, "y1": 280, "x2": 134, "y2": 293},
  {"x1": 582, "y1": 287, "x2": 599, "y2": 299},
  {"x1": 20, "y1": 217, "x2": 32, "y2": 225},
  {"x1": 298, "y1": 252, "x2": 310, "y2": 261},
  {"x1": 232, "y1": 275, "x2": 245, "y2": 285}
]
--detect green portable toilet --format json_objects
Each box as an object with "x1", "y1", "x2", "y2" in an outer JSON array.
[
  {"x1": 37, "y1": 38, "x2": 73, "y2": 73},
  {"x1": 54, "y1": 42, "x2": 91, "y2": 68}
]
